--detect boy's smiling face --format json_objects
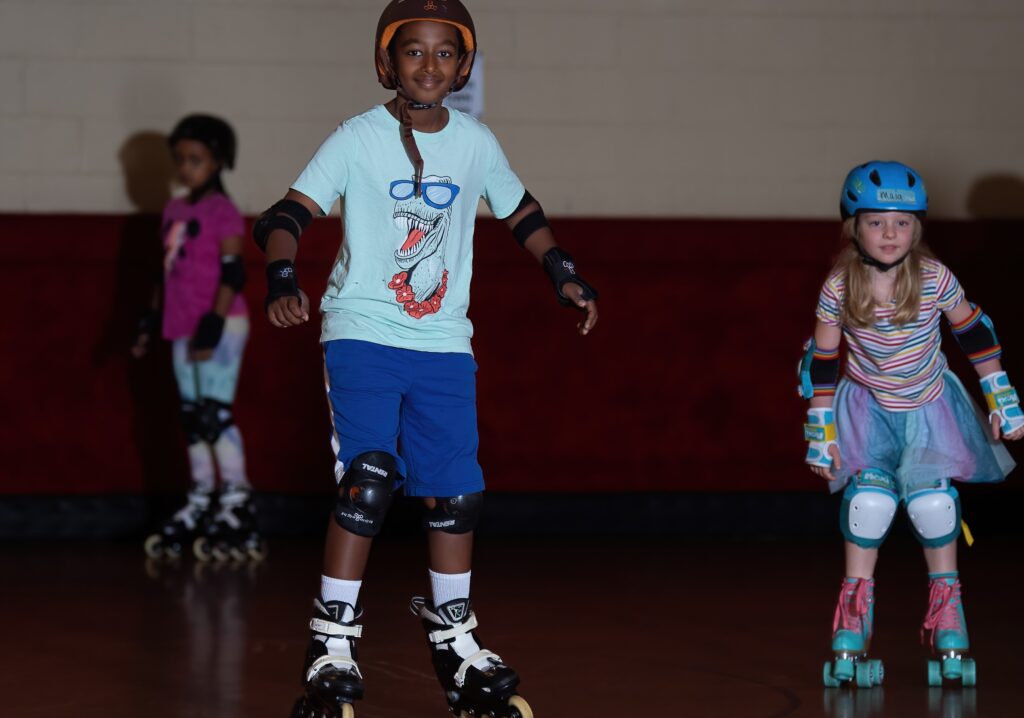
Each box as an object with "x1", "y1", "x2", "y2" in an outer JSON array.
[{"x1": 391, "y1": 20, "x2": 462, "y2": 105}]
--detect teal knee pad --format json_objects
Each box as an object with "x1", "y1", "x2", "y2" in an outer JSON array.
[
  {"x1": 840, "y1": 469, "x2": 898, "y2": 549},
  {"x1": 906, "y1": 481, "x2": 961, "y2": 548}
]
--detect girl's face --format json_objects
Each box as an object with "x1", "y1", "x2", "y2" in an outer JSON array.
[
  {"x1": 856, "y1": 212, "x2": 917, "y2": 265},
  {"x1": 172, "y1": 139, "x2": 220, "y2": 191},
  {"x1": 391, "y1": 21, "x2": 461, "y2": 106}
]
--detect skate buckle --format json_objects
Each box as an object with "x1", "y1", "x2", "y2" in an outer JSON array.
[
  {"x1": 310, "y1": 618, "x2": 363, "y2": 638},
  {"x1": 429, "y1": 614, "x2": 478, "y2": 644},
  {"x1": 306, "y1": 655, "x2": 363, "y2": 682},
  {"x1": 454, "y1": 649, "x2": 501, "y2": 688}
]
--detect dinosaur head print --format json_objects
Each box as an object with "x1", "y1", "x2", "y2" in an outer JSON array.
[{"x1": 387, "y1": 175, "x2": 461, "y2": 319}]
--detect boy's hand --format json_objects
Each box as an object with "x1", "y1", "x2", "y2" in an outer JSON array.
[
  {"x1": 268, "y1": 289, "x2": 310, "y2": 328},
  {"x1": 562, "y1": 281, "x2": 598, "y2": 335},
  {"x1": 189, "y1": 347, "x2": 214, "y2": 362}
]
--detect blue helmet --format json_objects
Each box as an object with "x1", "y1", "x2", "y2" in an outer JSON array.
[{"x1": 839, "y1": 161, "x2": 927, "y2": 219}]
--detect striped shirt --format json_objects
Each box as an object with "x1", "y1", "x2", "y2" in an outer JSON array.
[{"x1": 816, "y1": 257, "x2": 965, "y2": 411}]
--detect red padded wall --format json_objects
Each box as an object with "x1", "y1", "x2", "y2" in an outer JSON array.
[{"x1": 1, "y1": 214, "x2": 1021, "y2": 494}]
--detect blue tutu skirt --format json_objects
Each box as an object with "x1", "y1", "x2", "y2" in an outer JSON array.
[{"x1": 830, "y1": 372, "x2": 1015, "y2": 496}]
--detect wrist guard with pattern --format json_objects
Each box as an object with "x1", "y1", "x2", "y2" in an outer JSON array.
[
  {"x1": 804, "y1": 407, "x2": 838, "y2": 468},
  {"x1": 980, "y1": 371, "x2": 1024, "y2": 435},
  {"x1": 266, "y1": 259, "x2": 300, "y2": 309},
  {"x1": 542, "y1": 247, "x2": 598, "y2": 308}
]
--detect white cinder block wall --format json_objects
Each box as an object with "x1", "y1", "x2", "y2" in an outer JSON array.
[{"x1": 1, "y1": 0, "x2": 1024, "y2": 217}]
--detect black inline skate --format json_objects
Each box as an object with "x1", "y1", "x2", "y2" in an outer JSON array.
[
  {"x1": 411, "y1": 596, "x2": 532, "y2": 718},
  {"x1": 291, "y1": 599, "x2": 364, "y2": 718},
  {"x1": 144, "y1": 484, "x2": 212, "y2": 559},
  {"x1": 194, "y1": 484, "x2": 267, "y2": 562}
]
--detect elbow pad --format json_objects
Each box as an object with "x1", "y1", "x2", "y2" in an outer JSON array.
[
  {"x1": 253, "y1": 199, "x2": 314, "y2": 252},
  {"x1": 951, "y1": 303, "x2": 1002, "y2": 364},
  {"x1": 220, "y1": 256, "x2": 246, "y2": 292},
  {"x1": 797, "y1": 338, "x2": 840, "y2": 399}
]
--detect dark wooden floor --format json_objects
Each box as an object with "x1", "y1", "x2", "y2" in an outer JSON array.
[{"x1": 1, "y1": 533, "x2": 1019, "y2": 717}]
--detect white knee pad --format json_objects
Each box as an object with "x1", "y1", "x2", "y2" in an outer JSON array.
[
  {"x1": 841, "y1": 469, "x2": 898, "y2": 548},
  {"x1": 906, "y1": 484, "x2": 961, "y2": 547}
]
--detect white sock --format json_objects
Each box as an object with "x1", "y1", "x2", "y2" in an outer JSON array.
[
  {"x1": 430, "y1": 569, "x2": 471, "y2": 607},
  {"x1": 320, "y1": 575, "x2": 361, "y2": 608}
]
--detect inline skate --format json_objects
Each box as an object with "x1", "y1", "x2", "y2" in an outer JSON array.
[
  {"x1": 291, "y1": 599, "x2": 364, "y2": 718},
  {"x1": 922, "y1": 574, "x2": 975, "y2": 686},
  {"x1": 144, "y1": 484, "x2": 212, "y2": 559},
  {"x1": 823, "y1": 577, "x2": 884, "y2": 688},
  {"x1": 411, "y1": 596, "x2": 532, "y2": 717},
  {"x1": 193, "y1": 484, "x2": 266, "y2": 562}
]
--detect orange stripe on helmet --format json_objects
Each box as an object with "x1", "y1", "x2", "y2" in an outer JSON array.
[{"x1": 379, "y1": 19, "x2": 475, "y2": 53}]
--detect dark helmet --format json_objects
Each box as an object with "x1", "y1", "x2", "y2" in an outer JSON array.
[
  {"x1": 375, "y1": 0, "x2": 477, "y2": 93},
  {"x1": 840, "y1": 160, "x2": 926, "y2": 219},
  {"x1": 168, "y1": 114, "x2": 237, "y2": 169}
]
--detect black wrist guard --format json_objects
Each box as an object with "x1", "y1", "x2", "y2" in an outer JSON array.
[
  {"x1": 136, "y1": 309, "x2": 161, "y2": 341},
  {"x1": 542, "y1": 247, "x2": 598, "y2": 308},
  {"x1": 192, "y1": 312, "x2": 225, "y2": 351},
  {"x1": 266, "y1": 259, "x2": 300, "y2": 309}
]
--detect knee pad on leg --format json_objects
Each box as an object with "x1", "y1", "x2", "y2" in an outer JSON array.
[
  {"x1": 841, "y1": 469, "x2": 898, "y2": 549},
  {"x1": 334, "y1": 451, "x2": 399, "y2": 537},
  {"x1": 422, "y1": 492, "x2": 483, "y2": 534},
  {"x1": 181, "y1": 401, "x2": 202, "y2": 444},
  {"x1": 196, "y1": 399, "x2": 233, "y2": 444},
  {"x1": 906, "y1": 481, "x2": 961, "y2": 548}
]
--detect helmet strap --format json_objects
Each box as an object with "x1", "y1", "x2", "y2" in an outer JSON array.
[
  {"x1": 852, "y1": 240, "x2": 909, "y2": 273},
  {"x1": 395, "y1": 85, "x2": 451, "y2": 198}
]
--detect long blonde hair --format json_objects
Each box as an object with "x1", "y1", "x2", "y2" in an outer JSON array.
[{"x1": 834, "y1": 216, "x2": 932, "y2": 328}]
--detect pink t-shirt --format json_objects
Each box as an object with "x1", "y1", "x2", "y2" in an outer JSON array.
[{"x1": 161, "y1": 193, "x2": 248, "y2": 339}]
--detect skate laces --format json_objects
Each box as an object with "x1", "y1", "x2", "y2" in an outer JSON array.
[
  {"x1": 832, "y1": 579, "x2": 872, "y2": 635},
  {"x1": 921, "y1": 579, "x2": 962, "y2": 648}
]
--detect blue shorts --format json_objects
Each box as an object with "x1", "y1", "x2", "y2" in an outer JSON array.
[{"x1": 323, "y1": 339, "x2": 484, "y2": 498}]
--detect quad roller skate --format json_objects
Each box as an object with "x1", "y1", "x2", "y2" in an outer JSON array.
[
  {"x1": 922, "y1": 575, "x2": 976, "y2": 687},
  {"x1": 291, "y1": 599, "x2": 364, "y2": 718},
  {"x1": 144, "y1": 485, "x2": 212, "y2": 559},
  {"x1": 823, "y1": 578, "x2": 884, "y2": 688},
  {"x1": 411, "y1": 596, "x2": 532, "y2": 718},
  {"x1": 193, "y1": 485, "x2": 267, "y2": 562}
]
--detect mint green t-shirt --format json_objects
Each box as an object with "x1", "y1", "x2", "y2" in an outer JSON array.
[{"x1": 292, "y1": 105, "x2": 525, "y2": 354}]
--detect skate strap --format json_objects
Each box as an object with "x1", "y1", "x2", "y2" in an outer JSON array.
[
  {"x1": 307, "y1": 655, "x2": 363, "y2": 681},
  {"x1": 427, "y1": 614, "x2": 478, "y2": 644},
  {"x1": 454, "y1": 649, "x2": 501, "y2": 689},
  {"x1": 310, "y1": 617, "x2": 363, "y2": 639}
]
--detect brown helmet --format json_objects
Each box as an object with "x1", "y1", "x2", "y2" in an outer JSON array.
[{"x1": 375, "y1": 0, "x2": 477, "y2": 93}]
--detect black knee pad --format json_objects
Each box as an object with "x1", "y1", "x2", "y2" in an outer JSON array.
[
  {"x1": 334, "y1": 451, "x2": 399, "y2": 537},
  {"x1": 422, "y1": 492, "x2": 483, "y2": 534},
  {"x1": 195, "y1": 399, "x2": 233, "y2": 444},
  {"x1": 180, "y1": 401, "x2": 202, "y2": 444}
]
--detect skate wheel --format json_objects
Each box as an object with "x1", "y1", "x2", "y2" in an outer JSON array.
[
  {"x1": 855, "y1": 662, "x2": 872, "y2": 688},
  {"x1": 339, "y1": 703, "x2": 354, "y2": 718},
  {"x1": 943, "y1": 656, "x2": 963, "y2": 680},
  {"x1": 823, "y1": 661, "x2": 841, "y2": 687},
  {"x1": 193, "y1": 536, "x2": 213, "y2": 562},
  {"x1": 833, "y1": 657, "x2": 854, "y2": 682},
  {"x1": 143, "y1": 534, "x2": 163, "y2": 558},
  {"x1": 962, "y1": 658, "x2": 977, "y2": 687},
  {"x1": 868, "y1": 659, "x2": 884, "y2": 686},
  {"x1": 927, "y1": 659, "x2": 942, "y2": 686},
  {"x1": 248, "y1": 540, "x2": 269, "y2": 562},
  {"x1": 507, "y1": 695, "x2": 532, "y2": 718}
]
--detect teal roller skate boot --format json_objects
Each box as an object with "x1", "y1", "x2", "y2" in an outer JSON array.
[
  {"x1": 922, "y1": 573, "x2": 975, "y2": 687},
  {"x1": 823, "y1": 577, "x2": 884, "y2": 688}
]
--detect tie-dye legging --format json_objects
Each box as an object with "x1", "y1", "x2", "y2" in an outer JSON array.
[{"x1": 172, "y1": 316, "x2": 249, "y2": 492}]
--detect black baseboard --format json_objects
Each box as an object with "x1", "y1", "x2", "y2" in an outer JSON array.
[{"x1": 2, "y1": 484, "x2": 1020, "y2": 540}]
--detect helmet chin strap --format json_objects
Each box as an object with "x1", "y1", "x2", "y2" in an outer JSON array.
[
  {"x1": 395, "y1": 84, "x2": 449, "y2": 198},
  {"x1": 852, "y1": 240, "x2": 910, "y2": 272}
]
